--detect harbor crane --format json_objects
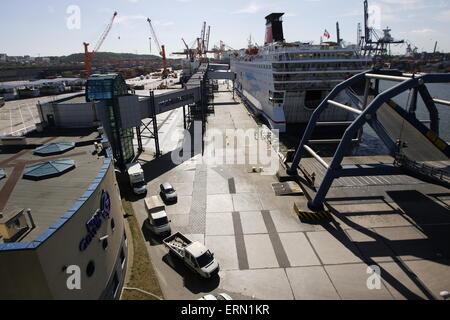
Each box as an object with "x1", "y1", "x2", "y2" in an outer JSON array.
[
  {"x1": 204, "y1": 26, "x2": 211, "y2": 56},
  {"x1": 172, "y1": 22, "x2": 213, "y2": 61},
  {"x1": 200, "y1": 22, "x2": 206, "y2": 55},
  {"x1": 83, "y1": 11, "x2": 117, "y2": 78},
  {"x1": 147, "y1": 18, "x2": 169, "y2": 78},
  {"x1": 360, "y1": 0, "x2": 403, "y2": 57},
  {"x1": 172, "y1": 38, "x2": 201, "y2": 61}
]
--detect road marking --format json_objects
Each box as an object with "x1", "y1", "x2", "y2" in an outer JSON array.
[
  {"x1": 228, "y1": 178, "x2": 236, "y2": 194},
  {"x1": 27, "y1": 104, "x2": 36, "y2": 122},
  {"x1": 9, "y1": 124, "x2": 36, "y2": 136},
  {"x1": 17, "y1": 104, "x2": 25, "y2": 131},
  {"x1": 9, "y1": 109, "x2": 12, "y2": 134}
]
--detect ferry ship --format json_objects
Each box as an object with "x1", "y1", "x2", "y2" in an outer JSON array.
[{"x1": 230, "y1": 13, "x2": 372, "y2": 133}]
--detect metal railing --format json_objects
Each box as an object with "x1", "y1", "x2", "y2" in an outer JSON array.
[
  {"x1": 394, "y1": 154, "x2": 450, "y2": 185},
  {"x1": 287, "y1": 69, "x2": 450, "y2": 212}
]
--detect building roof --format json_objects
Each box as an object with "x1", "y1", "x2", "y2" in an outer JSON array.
[
  {"x1": 0, "y1": 78, "x2": 83, "y2": 90},
  {"x1": 0, "y1": 128, "x2": 104, "y2": 243},
  {"x1": 59, "y1": 95, "x2": 89, "y2": 103},
  {"x1": 34, "y1": 142, "x2": 75, "y2": 156},
  {"x1": 23, "y1": 159, "x2": 76, "y2": 180},
  {"x1": 88, "y1": 74, "x2": 122, "y2": 81}
]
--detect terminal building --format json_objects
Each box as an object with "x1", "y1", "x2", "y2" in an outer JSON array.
[
  {"x1": 0, "y1": 73, "x2": 162, "y2": 299},
  {"x1": 0, "y1": 127, "x2": 128, "y2": 299}
]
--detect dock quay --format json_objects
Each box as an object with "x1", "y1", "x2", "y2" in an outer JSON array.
[{"x1": 127, "y1": 79, "x2": 450, "y2": 300}]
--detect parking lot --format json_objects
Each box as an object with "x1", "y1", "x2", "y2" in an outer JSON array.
[{"x1": 0, "y1": 93, "x2": 78, "y2": 136}]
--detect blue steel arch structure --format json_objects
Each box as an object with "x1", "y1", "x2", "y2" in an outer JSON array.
[{"x1": 287, "y1": 69, "x2": 450, "y2": 212}]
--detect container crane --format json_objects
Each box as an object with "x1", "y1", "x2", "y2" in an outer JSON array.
[
  {"x1": 147, "y1": 18, "x2": 169, "y2": 78},
  {"x1": 83, "y1": 11, "x2": 118, "y2": 78}
]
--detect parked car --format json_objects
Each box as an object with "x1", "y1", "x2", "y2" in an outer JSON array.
[
  {"x1": 160, "y1": 183, "x2": 178, "y2": 203},
  {"x1": 198, "y1": 293, "x2": 233, "y2": 300},
  {"x1": 0, "y1": 97, "x2": 5, "y2": 108},
  {"x1": 145, "y1": 196, "x2": 171, "y2": 237}
]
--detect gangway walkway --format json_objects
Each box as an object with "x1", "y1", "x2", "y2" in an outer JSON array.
[
  {"x1": 96, "y1": 63, "x2": 235, "y2": 164},
  {"x1": 287, "y1": 69, "x2": 450, "y2": 211}
]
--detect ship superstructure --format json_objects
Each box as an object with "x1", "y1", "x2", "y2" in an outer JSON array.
[{"x1": 230, "y1": 13, "x2": 372, "y2": 132}]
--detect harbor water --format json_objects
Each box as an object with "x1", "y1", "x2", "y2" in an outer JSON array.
[{"x1": 278, "y1": 80, "x2": 450, "y2": 158}]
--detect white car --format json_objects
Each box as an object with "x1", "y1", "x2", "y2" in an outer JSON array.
[{"x1": 198, "y1": 293, "x2": 233, "y2": 300}]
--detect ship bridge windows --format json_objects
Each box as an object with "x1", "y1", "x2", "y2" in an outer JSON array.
[
  {"x1": 277, "y1": 51, "x2": 355, "y2": 61},
  {"x1": 275, "y1": 82, "x2": 337, "y2": 91},
  {"x1": 274, "y1": 72, "x2": 352, "y2": 82},
  {"x1": 273, "y1": 62, "x2": 366, "y2": 72}
]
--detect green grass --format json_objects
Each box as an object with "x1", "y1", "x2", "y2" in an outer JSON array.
[{"x1": 121, "y1": 199, "x2": 164, "y2": 300}]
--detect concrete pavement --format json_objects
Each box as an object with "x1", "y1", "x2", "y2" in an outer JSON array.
[{"x1": 129, "y1": 82, "x2": 450, "y2": 300}]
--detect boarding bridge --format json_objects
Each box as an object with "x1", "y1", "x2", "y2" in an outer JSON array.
[
  {"x1": 286, "y1": 69, "x2": 450, "y2": 212},
  {"x1": 101, "y1": 63, "x2": 236, "y2": 162}
]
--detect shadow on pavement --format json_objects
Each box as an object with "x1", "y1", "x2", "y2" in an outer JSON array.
[
  {"x1": 213, "y1": 101, "x2": 240, "y2": 106},
  {"x1": 162, "y1": 253, "x2": 220, "y2": 294},
  {"x1": 141, "y1": 219, "x2": 164, "y2": 246},
  {"x1": 140, "y1": 121, "x2": 203, "y2": 183},
  {"x1": 387, "y1": 190, "x2": 450, "y2": 259},
  {"x1": 319, "y1": 189, "x2": 450, "y2": 300}
]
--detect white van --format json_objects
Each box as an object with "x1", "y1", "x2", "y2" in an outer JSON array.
[
  {"x1": 145, "y1": 196, "x2": 171, "y2": 236},
  {"x1": 126, "y1": 163, "x2": 147, "y2": 195}
]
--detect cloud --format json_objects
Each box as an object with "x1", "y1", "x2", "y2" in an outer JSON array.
[
  {"x1": 233, "y1": 2, "x2": 266, "y2": 14},
  {"x1": 115, "y1": 15, "x2": 146, "y2": 24},
  {"x1": 378, "y1": 0, "x2": 448, "y2": 12},
  {"x1": 411, "y1": 28, "x2": 436, "y2": 35},
  {"x1": 438, "y1": 9, "x2": 450, "y2": 21},
  {"x1": 116, "y1": 15, "x2": 174, "y2": 28},
  {"x1": 380, "y1": 0, "x2": 420, "y2": 4},
  {"x1": 153, "y1": 20, "x2": 175, "y2": 27}
]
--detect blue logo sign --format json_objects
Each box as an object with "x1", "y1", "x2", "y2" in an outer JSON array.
[{"x1": 79, "y1": 190, "x2": 111, "y2": 252}]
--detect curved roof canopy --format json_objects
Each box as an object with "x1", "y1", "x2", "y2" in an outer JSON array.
[
  {"x1": 0, "y1": 169, "x2": 6, "y2": 180},
  {"x1": 23, "y1": 159, "x2": 75, "y2": 180},
  {"x1": 34, "y1": 142, "x2": 75, "y2": 156}
]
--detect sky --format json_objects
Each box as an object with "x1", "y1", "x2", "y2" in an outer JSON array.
[{"x1": 1, "y1": 0, "x2": 449, "y2": 57}]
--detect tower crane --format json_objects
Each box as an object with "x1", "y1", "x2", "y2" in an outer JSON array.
[
  {"x1": 83, "y1": 11, "x2": 118, "y2": 78},
  {"x1": 147, "y1": 18, "x2": 169, "y2": 78}
]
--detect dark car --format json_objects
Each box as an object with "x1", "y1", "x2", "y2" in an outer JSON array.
[{"x1": 160, "y1": 183, "x2": 178, "y2": 203}]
